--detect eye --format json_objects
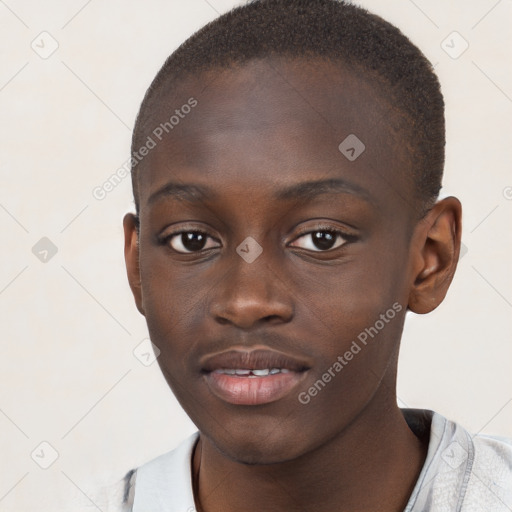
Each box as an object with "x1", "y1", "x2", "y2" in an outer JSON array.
[
  {"x1": 290, "y1": 228, "x2": 351, "y2": 252},
  {"x1": 162, "y1": 231, "x2": 220, "y2": 254}
]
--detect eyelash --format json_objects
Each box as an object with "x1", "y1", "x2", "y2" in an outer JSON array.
[{"x1": 157, "y1": 224, "x2": 357, "y2": 254}]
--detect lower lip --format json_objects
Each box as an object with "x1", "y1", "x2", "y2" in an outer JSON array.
[{"x1": 204, "y1": 371, "x2": 306, "y2": 405}]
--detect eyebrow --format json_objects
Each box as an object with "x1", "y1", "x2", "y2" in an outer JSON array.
[
  {"x1": 275, "y1": 178, "x2": 372, "y2": 203},
  {"x1": 147, "y1": 178, "x2": 372, "y2": 206},
  {"x1": 147, "y1": 182, "x2": 215, "y2": 206}
]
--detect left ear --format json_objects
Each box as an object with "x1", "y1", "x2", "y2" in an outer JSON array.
[
  {"x1": 123, "y1": 212, "x2": 145, "y2": 316},
  {"x1": 407, "y1": 196, "x2": 462, "y2": 314}
]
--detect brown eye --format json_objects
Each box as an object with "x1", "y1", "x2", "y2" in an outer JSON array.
[
  {"x1": 291, "y1": 229, "x2": 347, "y2": 252},
  {"x1": 167, "y1": 231, "x2": 220, "y2": 253}
]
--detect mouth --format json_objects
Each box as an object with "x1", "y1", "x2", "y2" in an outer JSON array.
[{"x1": 201, "y1": 348, "x2": 311, "y2": 406}]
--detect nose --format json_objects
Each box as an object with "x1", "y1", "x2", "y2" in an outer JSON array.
[{"x1": 209, "y1": 246, "x2": 294, "y2": 330}]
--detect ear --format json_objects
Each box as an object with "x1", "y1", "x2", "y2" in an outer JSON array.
[
  {"x1": 408, "y1": 197, "x2": 462, "y2": 314},
  {"x1": 123, "y1": 213, "x2": 145, "y2": 316}
]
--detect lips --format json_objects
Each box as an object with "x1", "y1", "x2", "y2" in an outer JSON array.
[{"x1": 201, "y1": 348, "x2": 311, "y2": 406}]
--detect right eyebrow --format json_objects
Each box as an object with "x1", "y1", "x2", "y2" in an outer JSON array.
[{"x1": 147, "y1": 182, "x2": 218, "y2": 206}]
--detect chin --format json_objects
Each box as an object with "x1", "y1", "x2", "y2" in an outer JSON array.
[
  {"x1": 204, "y1": 421, "x2": 313, "y2": 466},
  {"x1": 216, "y1": 439, "x2": 298, "y2": 466}
]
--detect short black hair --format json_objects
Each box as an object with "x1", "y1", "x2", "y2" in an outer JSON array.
[{"x1": 131, "y1": 0, "x2": 444, "y2": 215}]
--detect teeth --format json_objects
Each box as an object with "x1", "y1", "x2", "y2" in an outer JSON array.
[
  {"x1": 213, "y1": 368, "x2": 290, "y2": 376},
  {"x1": 251, "y1": 369, "x2": 270, "y2": 376}
]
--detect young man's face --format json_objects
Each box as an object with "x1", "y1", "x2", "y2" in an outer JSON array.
[{"x1": 125, "y1": 58, "x2": 431, "y2": 464}]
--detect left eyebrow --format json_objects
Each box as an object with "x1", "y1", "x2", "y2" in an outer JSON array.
[{"x1": 274, "y1": 178, "x2": 373, "y2": 204}]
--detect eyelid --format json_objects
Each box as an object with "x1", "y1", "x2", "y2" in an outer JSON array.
[
  {"x1": 158, "y1": 228, "x2": 221, "y2": 255},
  {"x1": 287, "y1": 222, "x2": 358, "y2": 252},
  {"x1": 157, "y1": 223, "x2": 220, "y2": 245},
  {"x1": 158, "y1": 222, "x2": 216, "y2": 238},
  {"x1": 289, "y1": 222, "x2": 356, "y2": 240},
  {"x1": 157, "y1": 221, "x2": 357, "y2": 253}
]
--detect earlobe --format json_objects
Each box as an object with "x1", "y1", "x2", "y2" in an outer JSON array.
[
  {"x1": 123, "y1": 213, "x2": 145, "y2": 316},
  {"x1": 408, "y1": 197, "x2": 462, "y2": 314}
]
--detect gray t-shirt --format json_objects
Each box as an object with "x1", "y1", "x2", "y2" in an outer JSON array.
[{"x1": 100, "y1": 409, "x2": 512, "y2": 511}]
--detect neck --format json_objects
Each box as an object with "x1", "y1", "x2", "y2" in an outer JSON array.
[{"x1": 192, "y1": 388, "x2": 429, "y2": 512}]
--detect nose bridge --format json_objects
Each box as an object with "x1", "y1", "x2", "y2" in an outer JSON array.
[
  {"x1": 234, "y1": 237, "x2": 273, "y2": 293},
  {"x1": 209, "y1": 234, "x2": 293, "y2": 328}
]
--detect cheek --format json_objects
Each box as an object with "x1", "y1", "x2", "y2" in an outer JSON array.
[
  {"x1": 290, "y1": 272, "x2": 405, "y2": 447},
  {"x1": 287, "y1": 250, "x2": 407, "y2": 396},
  {"x1": 139, "y1": 252, "x2": 211, "y2": 362},
  {"x1": 295, "y1": 270, "x2": 405, "y2": 391},
  {"x1": 288, "y1": 248, "x2": 406, "y2": 335}
]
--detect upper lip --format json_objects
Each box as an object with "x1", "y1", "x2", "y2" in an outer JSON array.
[{"x1": 200, "y1": 347, "x2": 311, "y2": 373}]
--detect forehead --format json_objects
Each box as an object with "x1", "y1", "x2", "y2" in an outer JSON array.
[{"x1": 138, "y1": 57, "x2": 414, "y2": 216}]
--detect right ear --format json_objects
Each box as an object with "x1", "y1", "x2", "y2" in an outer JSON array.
[{"x1": 123, "y1": 213, "x2": 145, "y2": 316}]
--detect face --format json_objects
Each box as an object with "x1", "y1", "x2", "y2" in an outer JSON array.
[{"x1": 124, "y1": 57, "x2": 443, "y2": 464}]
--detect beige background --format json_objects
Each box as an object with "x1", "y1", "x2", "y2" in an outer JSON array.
[{"x1": 1, "y1": 0, "x2": 511, "y2": 510}]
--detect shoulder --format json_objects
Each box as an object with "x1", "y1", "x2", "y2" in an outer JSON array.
[
  {"x1": 463, "y1": 432, "x2": 512, "y2": 511},
  {"x1": 93, "y1": 433, "x2": 199, "y2": 512},
  {"x1": 127, "y1": 432, "x2": 199, "y2": 512},
  {"x1": 90, "y1": 468, "x2": 137, "y2": 512},
  {"x1": 405, "y1": 409, "x2": 512, "y2": 512}
]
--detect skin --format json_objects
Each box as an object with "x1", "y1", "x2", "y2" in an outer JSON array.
[{"x1": 123, "y1": 57, "x2": 462, "y2": 512}]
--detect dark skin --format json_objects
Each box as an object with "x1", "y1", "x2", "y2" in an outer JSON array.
[{"x1": 123, "y1": 58, "x2": 462, "y2": 512}]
